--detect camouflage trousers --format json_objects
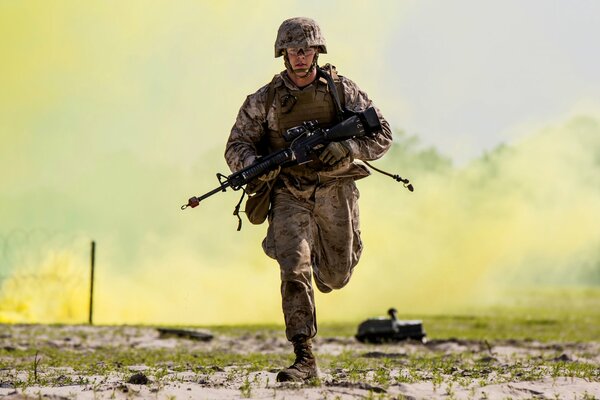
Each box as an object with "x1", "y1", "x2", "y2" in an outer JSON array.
[{"x1": 262, "y1": 177, "x2": 363, "y2": 341}]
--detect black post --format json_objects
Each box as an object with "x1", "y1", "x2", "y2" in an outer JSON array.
[{"x1": 89, "y1": 241, "x2": 96, "y2": 325}]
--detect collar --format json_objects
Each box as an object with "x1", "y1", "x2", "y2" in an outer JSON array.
[{"x1": 280, "y1": 70, "x2": 328, "y2": 91}]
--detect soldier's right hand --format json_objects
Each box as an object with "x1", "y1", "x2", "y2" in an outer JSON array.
[{"x1": 319, "y1": 141, "x2": 350, "y2": 165}]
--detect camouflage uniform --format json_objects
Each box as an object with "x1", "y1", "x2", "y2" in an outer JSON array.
[{"x1": 225, "y1": 70, "x2": 392, "y2": 340}]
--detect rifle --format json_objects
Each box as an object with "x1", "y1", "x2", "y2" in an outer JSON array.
[{"x1": 181, "y1": 107, "x2": 412, "y2": 213}]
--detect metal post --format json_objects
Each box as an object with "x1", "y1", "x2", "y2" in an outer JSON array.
[{"x1": 89, "y1": 241, "x2": 96, "y2": 325}]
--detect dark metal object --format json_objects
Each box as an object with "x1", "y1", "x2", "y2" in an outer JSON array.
[
  {"x1": 355, "y1": 308, "x2": 426, "y2": 343},
  {"x1": 89, "y1": 241, "x2": 95, "y2": 325},
  {"x1": 363, "y1": 161, "x2": 414, "y2": 192},
  {"x1": 157, "y1": 328, "x2": 214, "y2": 342},
  {"x1": 181, "y1": 107, "x2": 383, "y2": 211}
]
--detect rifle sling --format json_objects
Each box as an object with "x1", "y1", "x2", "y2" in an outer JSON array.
[{"x1": 317, "y1": 67, "x2": 346, "y2": 122}]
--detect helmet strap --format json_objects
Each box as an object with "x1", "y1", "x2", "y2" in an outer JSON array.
[{"x1": 284, "y1": 53, "x2": 319, "y2": 80}]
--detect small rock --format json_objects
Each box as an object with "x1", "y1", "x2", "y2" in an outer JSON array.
[
  {"x1": 127, "y1": 372, "x2": 149, "y2": 385},
  {"x1": 553, "y1": 353, "x2": 572, "y2": 362}
]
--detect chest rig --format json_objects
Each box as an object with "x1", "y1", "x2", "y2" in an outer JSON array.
[{"x1": 263, "y1": 65, "x2": 345, "y2": 162}]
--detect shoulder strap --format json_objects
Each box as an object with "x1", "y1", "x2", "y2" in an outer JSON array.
[
  {"x1": 265, "y1": 75, "x2": 279, "y2": 118},
  {"x1": 256, "y1": 75, "x2": 280, "y2": 157},
  {"x1": 317, "y1": 65, "x2": 348, "y2": 122}
]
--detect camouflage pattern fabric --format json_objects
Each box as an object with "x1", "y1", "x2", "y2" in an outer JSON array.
[
  {"x1": 225, "y1": 69, "x2": 392, "y2": 341},
  {"x1": 262, "y1": 178, "x2": 362, "y2": 340}
]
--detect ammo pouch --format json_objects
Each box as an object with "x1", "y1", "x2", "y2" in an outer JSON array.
[{"x1": 244, "y1": 179, "x2": 273, "y2": 225}]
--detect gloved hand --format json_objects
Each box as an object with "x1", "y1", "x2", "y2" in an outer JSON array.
[
  {"x1": 258, "y1": 165, "x2": 281, "y2": 182},
  {"x1": 319, "y1": 141, "x2": 350, "y2": 165}
]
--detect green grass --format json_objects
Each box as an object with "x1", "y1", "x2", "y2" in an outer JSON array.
[
  {"x1": 314, "y1": 286, "x2": 600, "y2": 342},
  {"x1": 200, "y1": 311, "x2": 600, "y2": 342},
  {"x1": 0, "y1": 286, "x2": 598, "y2": 397}
]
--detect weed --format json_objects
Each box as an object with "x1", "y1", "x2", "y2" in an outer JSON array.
[
  {"x1": 445, "y1": 381, "x2": 456, "y2": 398},
  {"x1": 373, "y1": 367, "x2": 391, "y2": 387},
  {"x1": 239, "y1": 375, "x2": 252, "y2": 398},
  {"x1": 431, "y1": 372, "x2": 443, "y2": 391},
  {"x1": 31, "y1": 351, "x2": 40, "y2": 384},
  {"x1": 306, "y1": 376, "x2": 322, "y2": 387},
  {"x1": 580, "y1": 392, "x2": 598, "y2": 400}
]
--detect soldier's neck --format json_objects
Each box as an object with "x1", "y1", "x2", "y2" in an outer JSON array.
[{"x1": 288, "y1": 69, "x2": 318, "y2": 89}]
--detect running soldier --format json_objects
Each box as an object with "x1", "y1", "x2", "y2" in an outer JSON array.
[{"x1": 225, "y1": 17, "x2": 393, "y2": 382}]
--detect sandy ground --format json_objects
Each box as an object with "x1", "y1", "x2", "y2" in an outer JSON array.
[{"x1": 0, "y1": 324, "x2": 599, "y2": 399}]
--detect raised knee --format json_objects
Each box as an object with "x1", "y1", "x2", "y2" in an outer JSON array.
[{"x1": 320, "y1": 268, "x2": 353, "y2": 290}]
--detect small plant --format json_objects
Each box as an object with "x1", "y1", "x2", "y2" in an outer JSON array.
[
  {"x1": 373, "y1": 367, "x2": 391, "y2": 387},
  {"x1": 431, "y1": 372, "x2": 443, "y2": 392},
  {"x1": 32, "y1": 351, "x2": 41, "y2": 384},
  {"x1": 240, "y1": 375, "x2": 252, "y2": 398},
  {"x1": 580, "y1": 392, "x2": 598, "y2": 400},
  {"x1": 306, "y1": 376, "x2": 322, "y2": 387}
]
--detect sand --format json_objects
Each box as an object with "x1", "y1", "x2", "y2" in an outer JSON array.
[{"x1": 0, "y1": 324, "x2": 598, "y2": 399}]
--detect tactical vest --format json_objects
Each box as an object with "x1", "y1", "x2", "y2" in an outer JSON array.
[{"x1": 263, "y1": 65, "x2": 345, "y2": 175}]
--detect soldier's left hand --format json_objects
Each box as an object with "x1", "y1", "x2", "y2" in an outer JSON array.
[
  {"x1": 319, "y1": 142, "x2": 350, "y2": 165},
  {"x1": 258, "y1": 165, "x2": 281, "y2": 182}
]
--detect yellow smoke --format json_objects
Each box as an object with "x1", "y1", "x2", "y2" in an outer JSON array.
[
  {"x1": 321, "y1": 114, "x2": 600, "y2": 319},
  {"x1": 3, "y1": 115, "x2": 598, "y2": 325},
  {"x1": 1, "y1": 1, "x2": 599, "y2": 325},
  {"x1": 0, "y1": 250, "x2": 88, "y2": 323}
]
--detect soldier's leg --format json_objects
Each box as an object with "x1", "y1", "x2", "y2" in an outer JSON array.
[
  {"x1": 265, "y1": 190, "x2": 317, "y2": 341},
  {"x1": 312, "y1": 178, "x2": 363, "y2": 290}
]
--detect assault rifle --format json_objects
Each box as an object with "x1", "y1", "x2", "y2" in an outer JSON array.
[{"x1": 181, "y1": 107, "x2": 412, "y2": 212}]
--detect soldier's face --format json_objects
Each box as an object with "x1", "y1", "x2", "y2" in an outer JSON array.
[{"x1": 286, "y1": 47, "x2": 317, "y2": 74}]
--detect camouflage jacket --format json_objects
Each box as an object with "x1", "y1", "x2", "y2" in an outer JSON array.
[{"x1": 224, "y1": 68, "x2": 393, "y2": 179}]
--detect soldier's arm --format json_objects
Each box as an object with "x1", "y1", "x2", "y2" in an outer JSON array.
[
  {"x1": 224, "y1": 86, "x2": 269, "y2": 173},
  {"x1": 340, "y1": 77, "x2": 393, "y2": 161}
]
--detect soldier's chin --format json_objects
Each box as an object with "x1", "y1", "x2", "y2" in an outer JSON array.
[{"x1": 292, "y1": 67, "x2": 310, "y2": 75}]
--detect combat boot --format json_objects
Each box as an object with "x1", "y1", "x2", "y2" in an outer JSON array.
[{"x1": 276, "y1": 335, "x2": 318, "y2": 382}]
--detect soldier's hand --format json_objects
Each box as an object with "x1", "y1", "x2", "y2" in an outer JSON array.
[
  {"x1": 319, "y1": 142, "x2": 350, "y2": 165},
  {"x1": 258, "y1": 165, "x2": 281, "y2": 182}
]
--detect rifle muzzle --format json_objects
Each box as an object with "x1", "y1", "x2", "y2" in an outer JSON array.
[{"x1": 181, "y1": 196, "x2": 200, "y2": 210}]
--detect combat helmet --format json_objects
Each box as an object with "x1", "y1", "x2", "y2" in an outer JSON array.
[{"x1": 274, "y1": 17, "x2": 327, "y2": 58}]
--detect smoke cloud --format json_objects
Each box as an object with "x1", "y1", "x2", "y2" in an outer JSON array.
[
  {"x1": 1, "y1": 1, "x2": 599, "y2": 325},
  {"x1": 1, "y1": 115, "x2": 599, "y2": 324}
]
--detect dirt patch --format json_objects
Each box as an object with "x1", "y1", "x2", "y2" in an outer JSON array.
[{"x1": 0, "y1": 324, "x2": 598, "y2": 399}]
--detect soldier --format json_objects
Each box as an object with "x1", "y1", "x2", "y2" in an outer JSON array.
[{"x1": 225, "y1": 17, "x2": 392, "y2": 382}]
